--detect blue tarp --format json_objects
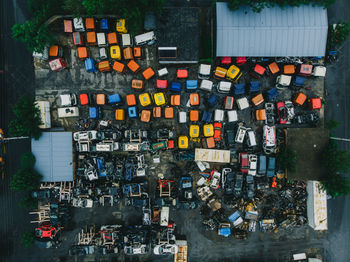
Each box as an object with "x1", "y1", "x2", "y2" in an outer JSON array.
[
  {"x1": 108, "y1": 94, "x2": 122, "y2": 104},
  {"x1": 294, "y1": 76, "x2": 307, "y2": 87},
  {"x1": 267, "y1": 87, "x2": 278, "y2": 101},
  {"x1": 186, "y1": 80, "x2": 198, "y2": 91},
  {"x1": 234, "y1": 83, "x2": 245, "y2": 95},
  {"x1": 249, "y1": 81, "x2": 261, "y2": 93},
  {"x1": 229, "y1": 211, "x2": 241, "y2": 222},
  {"x1": 219, "y1": 227, "x2": 231, "y2": 237}
]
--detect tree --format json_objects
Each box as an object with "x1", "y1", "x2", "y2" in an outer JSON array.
[
  {"x1": 8, "y1": 96, "x2": 43, "y2": 140},
  {"x1": 21, "y1": 230, "x2": 35, "y2": 248},
  {"x1": 325, "y1": 119, "x2": 340, "y2": 131},
  {"x1": 320, "y1": 173, "x2": 350, "y2": 198},
  {"x1": 19, "y1": 195, "x2": 38, "y2": 209},
  {"x1": 327, "y1": 22, "x2": 350, "y2": 49},
  {"x1": 320, "y1": 140, "x2": 350, "y2": 197},
  {"x1": 277, "y1": 146, "x2": 297, "y2": 173},
  {"x1": 10, "y1": 153, "x2": 42, "y2": 192}
]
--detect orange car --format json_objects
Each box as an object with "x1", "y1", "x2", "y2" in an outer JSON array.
[
  {"x1": 77, "y1": 47, "x2": 87, "y2": 60},
  {"x1": 108, "y1": 32, "x2": 118, "y2": 45},
  {"x1": 98, "y1": 61, "x2": 111, "y2": 72},
  {"x1": 153, "y1": 107, "x2": 162, "y2": 118},
  {"x1": 202, "y1": 137, "x2": 215, "y2": 149},
  {"x1": 284, "y1": 65, "x2": 295, "y2": 74},
  {"x1": 131, "y1": 79, "x2": 144, "y2": 90},
  {"x1": 96, "y1": 94, "x2": 106, "y2": 105},
  {"x1": 164, "y1": 107, "x2": 174, "y2": 119},
  {"x1": 86, "y1": 32, "x2": 97, "y2": 45},
  {"x1": 190, "y1": 110, "x2": 199, "y2": 121},
  {"x1": 85, "y1": 18, "x2": 95, "y2": 30},
  {"x1": 256, "y1": 109, "x2": 266, "y2": 121},
  {"x1": 127, "y1": 60, "x2": 140, "y2": 73},
  {"x1": 134, "y1": 47, "x2": 142, "y2": 59},
  {"x1": 142, "y1": 67, "x2": 155, "y2": 80},
  {"x1": 49, "y1": 45, "x2": 63, "y2": 57},
  {"x1": 113, "y1": 61, "x2": 125, "y2": 73},
  {"x1": 126, "y1": 94, "x2": 137, "y2": 106},
  {"x1": 170, "y1": 95, "x2": 181, "y2": 106},
  {"x1": 251, "y1": 94, "x2": 264, "y2": 106},
  {"x1": 294, "y1": 92, "x2": 307, "y2": 106},
  {"x1": 268, "y1": 62, "x2": 280, "y2": 75},
  {"x1": 115, "y1": 109, "x2": 125, "y2": 120},
  {"x1": 190, "y1": 93, "x2": 200, "y2": 106},
  {"x1": 123, "y1": 47, "x2": 133, "y2": 60},
  {"x1": 140, "y1": 110, "x2": 151, "y2": 122}
]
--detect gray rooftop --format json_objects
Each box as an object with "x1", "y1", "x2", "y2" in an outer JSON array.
[
  {"x1": 32, "y1": 132, "x2": 73, "y2": 182},
  {"x1": 216, "y1": 3, "x2": 328, "y2": 57}
]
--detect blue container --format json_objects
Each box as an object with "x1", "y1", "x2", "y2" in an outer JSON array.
[
  {"x1": 100, "y1": 19, "x2": 108, "y2": 30},
  {"x1": 186, "y1": 80, "x2": 198, "y2": 91},
  {"x1": 249, "y1": 81, "x2": 261, "y2": 93},
  {"x1": 201, "y1": 111, "x2": 212, "y2": 123},
  {"x1": 208, "y1": 94, "x2": 218, "y2": 107},
  {"x1": 234, "y1": 83, "x2": 245, "y2": 95},
  {"x1": 108, "y1": 94, "x2": 122, "y2": 104},
  {"x1": 89, "y1": 107, "x2": 98, "y2": 119},
  {"x1": 170, "y1": 82, "x2": 181, "y2": 92},
  {"x1": 85, "y1": 58, "x2": 97, "y2": 73},
  {"x1": 128, "y1": 106, "x2": 138, "y2": 118}
]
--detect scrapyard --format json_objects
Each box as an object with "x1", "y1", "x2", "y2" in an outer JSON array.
[{"x1": 4, "y1": 1, "x2": 345, "y2": 262}]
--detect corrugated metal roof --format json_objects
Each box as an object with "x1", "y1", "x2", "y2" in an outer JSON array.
[
  {"x1": 216, "y1": 3, "x2": 328, "y2": 57},
  {"x1": 32, "y1": 132, "x2": 73, "y2": 182}
]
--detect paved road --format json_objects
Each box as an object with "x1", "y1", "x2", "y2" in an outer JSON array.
[
  {"x1": 325, "y1": 1, "x2": 350, "y2": 261},
  {"x1": 0, "y1": 0, "x2": 35, "y2": 261}
]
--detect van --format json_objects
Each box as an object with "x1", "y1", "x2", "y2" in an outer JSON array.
[
  {"x1": 266, "y1": 157, "x2": 276, "y2": 177},
  {"x1": 97, "y1": 33, "x2": 107, "y2": 47},
  {"x1": 160, "y1": 206, "x2": 169, "y2": 226},
  {"x1": 134, "y1": 31, "x2": 156, "y2": 45},
  {"x1": 217, "y1": 81, "x2": 232, "y2": 93},
  {"x1": 99, "y1": 48, "x2": 107, "y2": 60},
  {"x1": 58, "y1": 107, "x2": 79, "y2": 118},
  {"x1": 246, "y1": 129, "x2": 257, "y2": 147},
  {"x1": 96, "y1": 141, "x2": 119, "y2": 152},
  {"x1": 199, "y1": 80, "x2": 213, "y2": 92},
  {"x1": 73, "y1": 17, "x2": 85, "y2": 32},
  {"x1": 179, "y1": 111, "x2": 187, "y2": 123},
  {"x1": 235, "y1": 125, "x2": 247, "y2": 143},
  {"x1": 122, "y1": 34, "x2": 132, "y2": 47},
  {"x1": 257, "y1": 155, "x2": 266, "y2": 176}
]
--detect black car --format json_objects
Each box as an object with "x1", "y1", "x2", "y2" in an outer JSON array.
[
  {"x1": 234, "y1": 174, "x2": 243, "y2": 197},
  {"x1": 225, "y1": 172, "x2": 235, "y2": 195},
  {"x1": 226, "y1": 129, "x2": 235, "y2": 148}
]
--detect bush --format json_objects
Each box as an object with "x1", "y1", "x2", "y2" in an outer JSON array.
[
  {"x1": 320, "y1": 140, "x2": 350, "y2": 197},
  {"x1": 8, "y1": 96, "x2": 43, "y2": 140},
  {"x1": 21, "y1": 230, "x2": 35, "y2": 248},
  {"x1": 19, "y1": 195, "x2": 38, "y2": 209},
  {"x1": 10, "y1": 152, "x2": 42, "y2": 192}
]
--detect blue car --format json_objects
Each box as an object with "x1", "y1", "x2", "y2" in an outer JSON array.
[{"x1": 85, "y1": 58, "x2": 97, "y2": 73}]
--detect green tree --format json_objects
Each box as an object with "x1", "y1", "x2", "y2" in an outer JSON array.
[
  {"x1": 19, "y1": 195, "x2": 39, "y2": 209},
  {"x1": 10, "y1": 153, "x2": 42, "y2": 192},
  {"x1": 321, "y1": 140, "x2": 350, "y2": 173},
  {"x1": 320, "y1": 173, "x2": 350, "y2": 198},
  {"x1": 277, "y1": 146, "x2": 297, "y2": 173},
  {"x1": 325, "y1": 119, "x2": 340, "y2": 131},
  {"x1": 320, "y1": 140, "x2": 350, "y2": 197},
  {"x1": 327, "y1": 22, "x2": 350, "y2": 49},
  {"x1": 21, "y1": 230, "x2": 35, "y2": 248},
  {"x1": 8, "y1": 96, "x2": 43, "y2": 140}
]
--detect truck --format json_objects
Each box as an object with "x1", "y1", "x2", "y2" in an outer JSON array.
[
  {"x1": 174, "y1": 240, "x2": 188, "y2": 262},
  {"x1": 160, "y1": 206, "x2": 170, "y2": 227},
  {"x1": 307, "y1": 181, "x2": 328, "y2": 230},
  {"x1": 194, "y1": 149, "x2": 231, "y2": 163},
  {"x1": 58, "y1": 107, "x2": 79, "y2": 118}
]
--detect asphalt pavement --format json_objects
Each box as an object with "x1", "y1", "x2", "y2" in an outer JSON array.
[
  {"x1": 1, "y1": 0, "x2": 350, "y2": 261},
  {"x1": 324, "y1": 1, "x2": 350, "y2": 261}
]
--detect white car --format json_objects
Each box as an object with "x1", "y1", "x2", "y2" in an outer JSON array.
[
  {"x1": 73, "y1": 131, "x2": 98, "y2": 141},
  {"x1": 248, "y1": 154, "x2": 257, "y2": 176},
  {"x1": 263, "y1": 125, "x2": 276, "y2": 154},
  {"x1": 153, "y1": 244, "x2": 178, "y2": 255},
  {"x1": 235, "y1": 125, "x2": 247, "y2": 143},
  {"x1": 60, "y1": 94, "x2": 77, "y2": 106},
  {"x1": 221, "y1": 168, "x2": 232, "y2": 189},
  {"x1": 210, "y1": 171, "x2": 221, "y2": 189},
  {"x1": 285, "y1": 101, "x2": 295, "y2": 123}
]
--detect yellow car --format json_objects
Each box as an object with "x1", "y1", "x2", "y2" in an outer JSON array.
[
  {"x1": 226, "y1": 65, "x2": 242, "y2": 82},
  {"x1": 154, "y1": 92, "x2": 166, "y2": 106},
  {"x1": 203, "y1": 124, "x2": 214, "y2": 137},
  {"x1": 116, "y1": 19, "x2": 127, "y2": 33},
  {"x1": 189, "y1": 125, "x2": 200, "y2": 138},
  {"x1": 110, "y1": 45, "x2": 121, "y2": 60},
  {"x1": 214, "y1": 66, "x2": 227, "y2": 79},
  {"x1": 139, "y1": 93, "x2": 152, "y2": 107},
  {"x1": 178, "y1": 136, "x2": 189, "y2": 149}
]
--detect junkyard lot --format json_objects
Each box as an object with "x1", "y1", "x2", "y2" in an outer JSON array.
[{"x1": 1, "y1": 1, "x2": 349, "y2": 262}]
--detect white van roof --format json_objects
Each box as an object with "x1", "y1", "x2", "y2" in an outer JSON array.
[
  {"x1": 122, "y1": 34, "x2": 131, "y2": 46},
  {"x1": 97, "y1": 33, "x2": 106, "y2": 45},
  {"x1": 134, "y1": 31, "x2": 155, "y2": 45},
  {"x1": 247, "y1": 130, "x2": 257, "y2": 146}
]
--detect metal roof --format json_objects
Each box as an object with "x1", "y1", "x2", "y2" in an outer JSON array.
[
  {"x1": 216, "y1": 3, "x2": 328, "y2": 57},
  {"x1": 32, "y1": 132, "x2": 73, "y2": 182}
]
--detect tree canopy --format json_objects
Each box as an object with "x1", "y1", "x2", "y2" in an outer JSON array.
[
  {"x1": 10, "y1": 152, "x2": 42, "y2": 192},
  {"x1": 277, "y1": 146, "x2": 297, "y2": 173},
  {"x1": 8, "y1": 96, "x2": 43, "y2": 140}
]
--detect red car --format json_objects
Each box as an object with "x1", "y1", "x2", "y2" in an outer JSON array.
[
  {"x1": 35, "y1": 223, "x2": 57, "y2": 239},
  {"x1": 213, "y1": 122, "x2": 222, "y2": 141},
  {"x1": 277, "y1": 101, "x2": 288, "y2": 124},
  {"x1": 239, "y1": 153, "x2": 249, "y2": 174}
]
